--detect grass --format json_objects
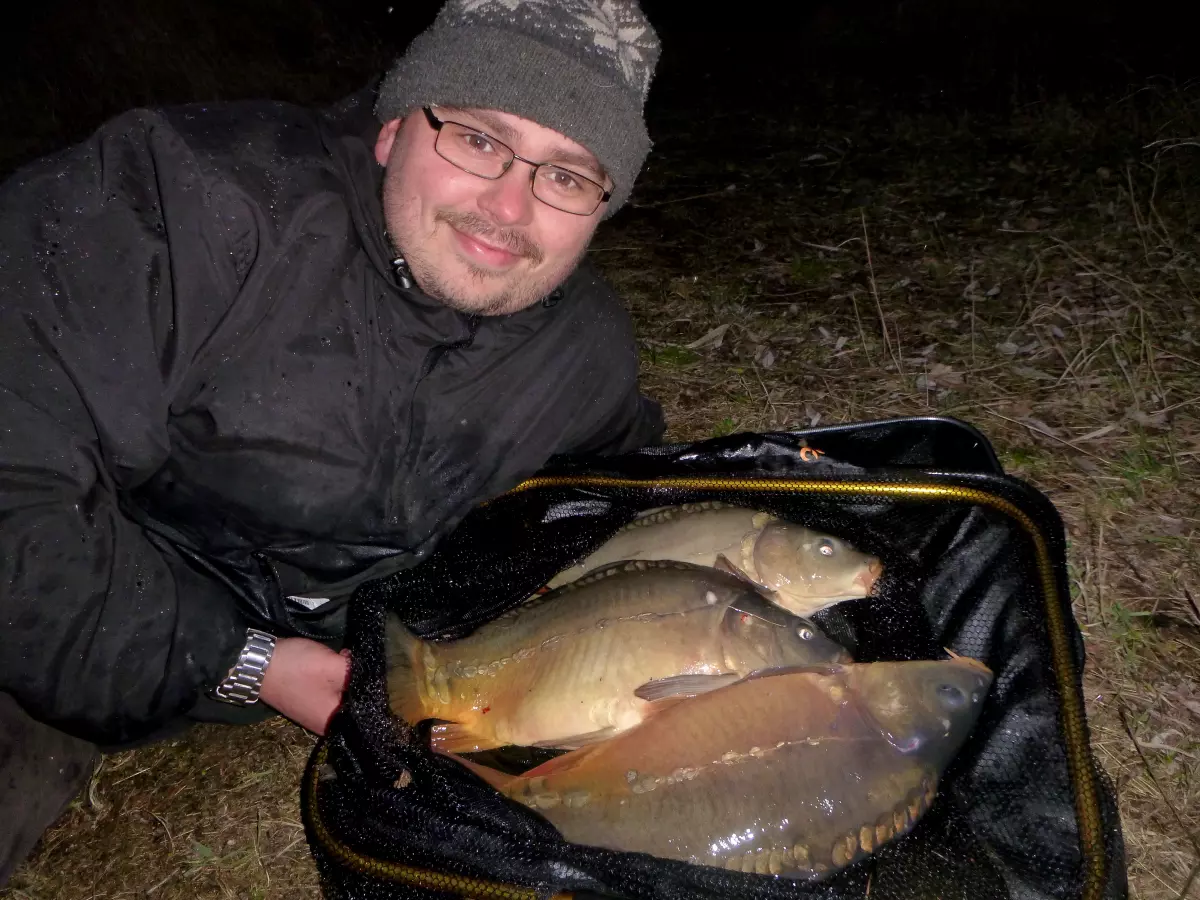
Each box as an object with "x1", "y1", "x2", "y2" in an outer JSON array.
[
  {"x1": 3, "y1": 6, "x2": 1200, "y2": 899},
  {"x1": 603, "y1": 75, "x2": 1200, "y2": 899}
]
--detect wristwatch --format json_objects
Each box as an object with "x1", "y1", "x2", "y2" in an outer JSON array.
[{"x1": 212, "y1": 628, "x2": 278, "y2": 705}]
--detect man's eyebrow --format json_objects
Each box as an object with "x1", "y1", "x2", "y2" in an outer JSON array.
[
  {"x1": 450, "y1": 107, "x2": 520, "y2": 145},
  {"x1": 448, "y1": 107, "x2": 607, "y2": 182},
  {"x1": 543, "y1": 148, "x2": 607, "y2": 181}
]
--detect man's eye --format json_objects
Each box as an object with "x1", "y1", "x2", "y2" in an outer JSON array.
[
  {"x1": 541, "y1": 167, "x2": 583, "y2": 193},
  {"x1": 462, "y1": 132, "x2": 495, "y2": 154}
]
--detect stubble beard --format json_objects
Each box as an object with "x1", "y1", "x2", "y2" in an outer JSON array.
[{"x1": 383, "y1": 194, "x2": 581, "y2": 317}]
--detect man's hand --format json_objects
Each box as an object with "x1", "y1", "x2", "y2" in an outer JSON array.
[{"x1": 258, "y1": 638, "x2": 351, "y2": 735}]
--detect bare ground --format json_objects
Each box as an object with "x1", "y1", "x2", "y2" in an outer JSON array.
[{"x1": 4, "y1": 81, "x2": 1199, "y2": 900}]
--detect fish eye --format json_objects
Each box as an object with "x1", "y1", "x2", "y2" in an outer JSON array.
[
  {"x1": 936, "y1": 683, "x2": 967, "y2": 709},
  {"x1": 796, "y1": 626, "x2": 814, "y2": 641},
  {"x1": 818, "y1": 539, "x2": 835, "y2": 557}
]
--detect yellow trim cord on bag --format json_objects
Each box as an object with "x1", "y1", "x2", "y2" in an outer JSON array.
[
  {"x1": 306, "y1": 742, "x2": 572, "y2": 900},
  {"x1": 308, "y1": 475, "x2": 1108, "y2": 900}
]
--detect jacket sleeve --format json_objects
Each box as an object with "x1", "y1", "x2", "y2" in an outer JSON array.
[
  {"x1": 564, "y1": 386, "x2": 666, "y2": 456},
  {"x1": 0, "y1": 110, "x2": 252, "y2": 745},
  {"x1": 552, "y1": 265, "x2": 667, "y2": 457}
]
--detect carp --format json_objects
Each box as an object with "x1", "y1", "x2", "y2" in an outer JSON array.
[
  {"x1": 387, "y1": 560, "x2": 850, "y2": 753},
  {"x1": 544, "y1": 503, "x2": 883, "y2": 617},
  {"x1": 453, "y1": 657, "x2": 992, "y2": 878}
]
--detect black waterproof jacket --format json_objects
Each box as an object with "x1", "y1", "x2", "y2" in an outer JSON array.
[{"x1": 0, "y1": 91, "x2": 664, "y2": 746}]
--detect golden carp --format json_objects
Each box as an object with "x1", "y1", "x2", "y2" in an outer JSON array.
[
  {"x1": 544, "y1": 503, "x2": 883, "y2": 617},
  {"x1": 387, "y1": 560, "x2": 851, "y2": 753},
  {"x1": 453, "y1": 657, "x2": 992, "y2": 878}
]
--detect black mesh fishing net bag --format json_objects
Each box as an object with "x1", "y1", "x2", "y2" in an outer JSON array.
[{"x1": 301, "y1": 417, "x2": 1127, "y2": 900}]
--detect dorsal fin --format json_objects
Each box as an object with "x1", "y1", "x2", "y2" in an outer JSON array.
[
  {"x1": 563, "y1": 558, "x2": 699, "y2": 590},
  {"x1": 621, "y1": 500, "x2": 730, "y2": 531}
]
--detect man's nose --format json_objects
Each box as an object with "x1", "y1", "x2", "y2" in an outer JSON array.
[{"x1": 477, "y1": 162, "x2": 536, "y2": 227}]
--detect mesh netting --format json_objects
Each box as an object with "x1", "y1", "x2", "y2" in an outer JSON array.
[{"x1": 302, "y1": 421, "x2": 1126, "y2": 900}]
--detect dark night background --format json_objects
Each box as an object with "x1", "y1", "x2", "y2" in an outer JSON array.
[
  {"x1": 2, "y1": 0, "x2": 1198, "y2": 176},
  {"x1": 2, "y1": 2, "x2": 1199, "y2": 898}
]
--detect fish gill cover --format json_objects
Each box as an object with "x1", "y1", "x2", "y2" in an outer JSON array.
[{"x1": 303, "y1": 417, "x2": 1126, "y2": 900}]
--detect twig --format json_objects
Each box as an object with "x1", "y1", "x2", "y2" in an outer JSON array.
[
  {"x1": 265, "y1": 833, "x2": 306, "y2": 863},
  {"x1": 860, "y1": 210, "x2": 898, "y2": 372},
  {"x1": 1126, "y1": 165, "x2": 1152, "y2": 261},
  {"x1": 1177, "y1": 859, "x2": 1199, "y2": 900},
  {"x1": 1096, "y1": 516, "x2": 1108, "y2": 628},
  {"x1": 631, "y1": 186, "x2": 736, "y2": 209},
  {"x1": 1184, "y1": 587, "x2": 1200, "y2": 627},
  {"x1": 145, "y1": 872, "x2": 176, "y2": 896},
  {"x1": 1156, "y1": 349, "x2": 1200, "y2": 370},
  {"x1": 111, "y1": 766, "x2": 151, "y2": 787},
  {"x1": 796, "y1": 238, "x2": 858, "y2": 253},
  {"x1": 1144, "y1": 137, "x2": 1200, "y2": 152},
  {"x1": 751, "y1": 363, "x2": 781, "y2": 427},
  {"x1": 979, "y1": 407, "x2": 1111, "y2": 464},
  {"x1": 967, "y1": 259, "x2": 978, "y2": 369},
  {"x1": 1118, "y1": 705, "x2": 1200, "y2": 885},
  {"x1": 847, "y1": 289, "x2": 875, "y2": 367},
  {"x1": 152, "y1": 813, "x2": 175, "y2": 854}
]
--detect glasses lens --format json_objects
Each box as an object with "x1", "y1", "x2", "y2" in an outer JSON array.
[
  {"x1": 435, "y1": 122, "x2": 512, "y2": 177},
  {"x1": 532, "y1": 165, "x2": 605, "y2": 215},
  {"x1": 432, "y1": 116, "x2": 606, "y2": 216}
]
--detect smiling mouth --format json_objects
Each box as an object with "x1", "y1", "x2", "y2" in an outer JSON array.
[{"x1": 449, "y1": 225, "x2": 525, "y2": 269}]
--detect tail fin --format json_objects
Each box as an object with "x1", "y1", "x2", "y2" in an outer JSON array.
[{"x1": 385, "y1": 614, "x2": 426, "y2": 723}]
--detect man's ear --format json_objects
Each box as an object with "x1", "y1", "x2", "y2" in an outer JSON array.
[{"x1": 374, "y1": 119, "x2": 403, "y2": 166}]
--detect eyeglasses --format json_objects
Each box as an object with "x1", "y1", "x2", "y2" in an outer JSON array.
[{"x1": 422, "y1": 107, "x2": 611, "y2": 217}]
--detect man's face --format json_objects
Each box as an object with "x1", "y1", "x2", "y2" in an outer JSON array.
[{"x1": 375, "y1": 107, "x2": 608, "y2": 316}]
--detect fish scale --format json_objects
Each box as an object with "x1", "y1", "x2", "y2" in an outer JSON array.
[
  {"x1": 454, "y1": 659, "x2": 992, "y2": 878},
  {"x1": 541, "y1": 505, "x2": 883, "y2": 619},
  {"x1": 387, "y1": 561, "x2": 848, "y2": 751}
]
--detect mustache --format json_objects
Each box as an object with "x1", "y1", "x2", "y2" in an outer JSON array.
[{"x1": 436, "y1": 210, "x2": 544, "y2": 264}]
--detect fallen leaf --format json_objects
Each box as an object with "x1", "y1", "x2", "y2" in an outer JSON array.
[
  {"x1": 918, "y1": 363, "x2": 964, "y2": 391},
  {"x1": 1018, "y1": 416, "x2": 1061, "y2": 437},
  {"x1": 685, "y1": 324, "x2": 731, "y2": 350},
  {"x1": 1013, "y1": 365, "x2": 1054, "y2": 381},
  {"x1": 1125, "y1": 407, "x2": 1170, "y2": 430},
  {"x1": 1076, "y1": 423, "x2": 1120, "y2": 442}
]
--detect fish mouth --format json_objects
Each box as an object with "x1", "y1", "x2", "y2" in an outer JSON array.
[{"x1": 853, "y1": 559, "x2": 884, "y2": 594}]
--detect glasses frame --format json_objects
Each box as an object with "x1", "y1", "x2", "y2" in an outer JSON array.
[{"x1": 422, "y1": 107, "x2": 612, "y2": 217}]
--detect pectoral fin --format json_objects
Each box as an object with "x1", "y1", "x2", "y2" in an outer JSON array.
[
  {"x1": 429, "y1": 722, "x2": 503, "y2": 754},
  {"x1": 633, "y1": 672, "x2": 743, "y2": 702},
  {"x1": 713, "y1": 553, "x2": 756, "y2": 582},
  {"x1": 713, "y1": 554, "x2": 784, "y2": 601}
]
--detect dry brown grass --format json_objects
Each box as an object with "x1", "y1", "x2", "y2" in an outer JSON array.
[{"x1": 5, "y1": 80, "x2": 1200, "y2": 900}]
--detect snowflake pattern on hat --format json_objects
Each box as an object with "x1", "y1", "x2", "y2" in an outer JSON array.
[
  {"x1": 458, "y1": 0, "x2": 553, "y2": 12},
  {"x1": 444, "y1": 0, "x2": 658, "y2": 99},
  {"x1": 574, "y1": 0, "x2": 656, "y2": 96}
]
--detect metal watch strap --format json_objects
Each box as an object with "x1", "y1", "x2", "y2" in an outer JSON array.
[{"x1": 212, "y1": 629, "x2": 277, "y2": 705}]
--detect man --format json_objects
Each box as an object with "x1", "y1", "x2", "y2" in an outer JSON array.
[{"x1": 0, "y1": 0, "x2": 663, "y2": 884}]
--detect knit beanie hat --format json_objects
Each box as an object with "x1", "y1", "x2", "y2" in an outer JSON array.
[{"x1": 375, "y1": 0, "x2": 660, "y2": 216}]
